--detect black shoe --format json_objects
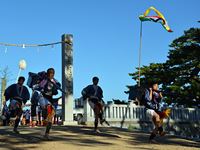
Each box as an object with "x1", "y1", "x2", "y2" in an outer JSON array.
[
  {"x1": 100, "y1": 119, "x2": 110, "y2": 126},
  {"x1": 149, "y1": 133, "x2": 156, "y2": 141},
  {"x1": 100, "y1": 119, "x2": 105, "y2": 125},
  {"x1": 94, "y1": 129, "x2": 101, "y2": 133},
  {"x1": 13, "y1": 128, "x2": 20, "y2": 134},
  {"x1": 159, "y1": 131, "x2": 166, "y2": 136},
  {"x1": 104, "y1": 120, "x2": 110, "y2": 126},
  {"x1": 43, "y1": 133, "x2": 53, "y2": 141},
  {"x1": 149, "y1": 139, "x2": 158, "y2": 144}
]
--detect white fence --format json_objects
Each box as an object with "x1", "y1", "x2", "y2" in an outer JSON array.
[
  {"x1": 83, "y1": 101, "x2": 200, "y2": 124},
  {"x1": 79, "y1": 100, "x2": 200, "y2": 140}
]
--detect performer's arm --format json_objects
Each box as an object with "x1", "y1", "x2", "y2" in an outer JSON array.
[
  {"x1": 23, "y1": 87, "x2": 30, "y2": 104},
  {"x1": 81, "y1": 85, "x2": 90, "y2": 99},
  {"x1": 99, "y1": 86, "x2": 103, "y2": 99},
  {"x1": 4, "y1": 84, "x2": 14, "y2": 101},
  {"x1": 149, "y1": 88, "x2": 153, "y2": 100},
  {"x1": 144, "y1": 89, "x2": 155, "y2": 110}
]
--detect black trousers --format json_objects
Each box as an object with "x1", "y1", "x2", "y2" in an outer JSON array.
[{"x1": 31, "y1": 91, "x2": 39, "y2": 121}]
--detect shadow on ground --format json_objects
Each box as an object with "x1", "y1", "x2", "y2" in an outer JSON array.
[
  {"x1": 0, "y1": 126, "x2": 199, "y2": 150},
  {"x1": 0, "y1": 126, "x2": 118, "y2": 150},
  {"x1": 124, "y1": 128, "x2": 200, "y2": 149}
]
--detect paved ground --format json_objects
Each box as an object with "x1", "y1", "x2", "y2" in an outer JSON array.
[{"x1": 0, "y1": 125, "x2": 199, "y2": 150}]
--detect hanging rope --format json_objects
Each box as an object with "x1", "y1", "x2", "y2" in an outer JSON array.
[{"x1": 0, "y1": 40, "x2": 71, "y2": 48}]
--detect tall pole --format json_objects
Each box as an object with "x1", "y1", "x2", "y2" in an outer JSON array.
[
  {"x1": 62, "y1": 34, "x2": 74, "y2": 124},
  {"x1": 138, "y1": 21, "x2": 143, "y2": 87}
]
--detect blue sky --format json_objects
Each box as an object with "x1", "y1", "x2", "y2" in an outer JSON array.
[{"x1": 0, "y1": 0, "x2": 199, "y2": 101}]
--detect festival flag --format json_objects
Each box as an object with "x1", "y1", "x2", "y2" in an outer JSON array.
[{"x1": 139, "y1": 6, "x2": 173, "y2": 32}]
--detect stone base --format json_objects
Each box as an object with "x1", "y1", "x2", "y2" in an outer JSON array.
[{"x1": 62, "y1": 121, "x2": 78, "y2": 126}]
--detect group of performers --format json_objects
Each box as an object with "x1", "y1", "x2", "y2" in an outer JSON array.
[
  {"x1": 3, "y1": 68, "x2": 61, "y2": 139},
  {"x1": 2, "y1": 68, "x2": 169, "y2": 142}
]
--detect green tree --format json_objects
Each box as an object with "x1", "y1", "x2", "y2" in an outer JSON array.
[{"x1": 127, "y1": 28, "x2": 200, "y2": 107}]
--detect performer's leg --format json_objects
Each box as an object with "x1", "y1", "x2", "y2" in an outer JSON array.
[
  {"x1": 31, "y1": 104, "x2": 37, "y2": 126},
  {"x1": 14, "y1": 118, "x2": 20, "y2": 131},
  {"x1": 88, "y1": 100, "x2": 99, "y2": 132},
  {"x1": 97, "y1": 103, "x2": 110, "y2": 126},
  {"x1": 42, "y1": 108, "x2": 48, "y2": 126},
  {"x1": 6, "y1": 115, "x2": 10, "y2": 125},
  {"x1": 94, "y1": 104, "x2": 101, "y2": 132},
  {"x1": 42, "y1": 106, "x2": 49, "y2": 139},
  {"x1": 149, "y1": 132, "x2": 157, "y2": 142},
  {"x1": 13, "y1": 107, "x2": 22, "y2": 134},
  {"x1": 149, "y1": 111, "x2": 160, "y2": 141},
  {"x1": 153, "y1": 112, "x2": 161, "y2": 131},
  {"x1": 31, "y1": 91, "x2": 39, "y2": 126},
  {"x1": 45, "y1": 122, "x2": 52, "y2": 134},
  {"x1": 154, "y1": 122, "x2": 165, "y2": 136},
  {"x1": 98, "y1": 104, "x2": 105, "y2": 124},
  {"x1": 158, "y1": 126, "x2": 164, "y2": 135},
  {"x1": 56, "y1": 116, "x2": 59, "y2": 124},
  {"x1": 53, "y1": 115, "x2": 56, "y2": 124},
  {"x1": 43, "y1": 121, "x2": 52, "y2": 140},
  {"x1": 39, "y1": 96, "x2": 48, "y2": 126},
  {"x1": 10, "y1": 109, "x2": 16, "y2": 118},
  {"x1": 3, "y1": 119, "x2": 7, "y2": 126},
  {"x1": 38, "y1": 111, "x2": 41, "y2": 126},
  {"x1": 94, "y1": 115, "x2": 99, "y2": 131},
  {"x1": 98, "y1": 103, "x2": 103, "y2": 120},
  {"x1": 43, "y1": 105, "x2": 55, "y2": 139}
]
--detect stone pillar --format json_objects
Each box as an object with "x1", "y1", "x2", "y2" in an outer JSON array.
[{"x1": 62, "y1": 34, "x2": 74, "y2": 125}]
